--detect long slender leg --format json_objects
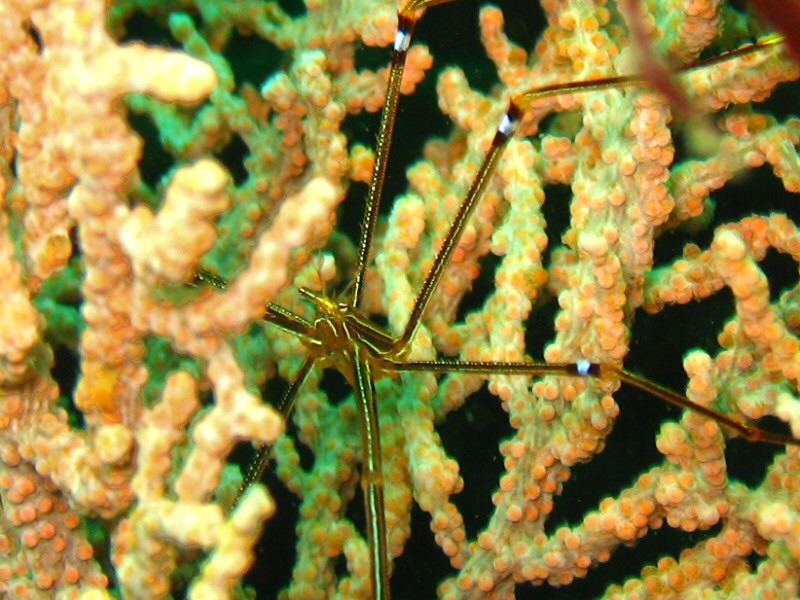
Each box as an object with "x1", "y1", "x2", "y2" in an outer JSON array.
[
  {"x1": 393, "y1": 103, "x2": 522, "y2": 351},
  {"x1": 350, "y1": 11, "x2": 417, "y2": 307},
  {"x1": 612, "y1": 366, "x2": 799, "y2": 446},
  {"x1": 232, "y1": 356, "x2": 317, "y2": 508},
  {"x1": 393, "y1": 34, "x2": 788, "y2": 353},
  {"x1": 514, "y1": 34, "x2": 786, "y2": 111},
  {"x1": 194, "y1": 270, "x2": 319, "y2": 340},
  {"x1": 383, "y1": 359, "x2": 800, "y2": 446},
  {"x1": 351, "y1": 0, "x2": 459, "y2": 307},
  {"x1": 353, "y1": 344, "x2": 389, "y2": 599}
]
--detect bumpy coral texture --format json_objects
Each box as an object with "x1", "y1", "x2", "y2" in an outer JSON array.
[{"x1": 0, "y1": 0, "x2": 799, "y2": 599}]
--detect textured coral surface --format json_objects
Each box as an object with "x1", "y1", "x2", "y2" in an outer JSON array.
[{"x1": 1, "y1": 0, "x2": 800, "y2": 598}]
